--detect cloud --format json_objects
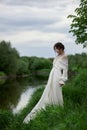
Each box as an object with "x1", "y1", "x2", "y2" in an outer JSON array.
[
  {"x1": 0, "y1": 0, "x2": 86, "y2": 58},
  {"x1": 0, "y1": 0, "x2": 78, "y2": 34},
  {"x1": 0, "y1": 0, "x2": 75, "y2": 7},
  {"x1": 0, "y1": 30, "x2": 67, "y2": 46},
  {"x1": 0, "y1": 0, "x2": 80, "y2": 9},
  {"x1": 0, "y1": 4, "x2": 62, "y2": 34}
]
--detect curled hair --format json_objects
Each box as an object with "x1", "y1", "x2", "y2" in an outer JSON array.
[{"x1": 53, "y1": 42, "x2": 65, "y2": 50}]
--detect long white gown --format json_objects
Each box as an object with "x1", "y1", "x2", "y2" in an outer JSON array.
[{"x1": 23, "y1": 53, "x2": 68, "y2": 123}]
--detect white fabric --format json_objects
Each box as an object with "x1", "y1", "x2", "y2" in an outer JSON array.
[{"x1": 23, "y1": 54, "x2": 68, "y2": 123}]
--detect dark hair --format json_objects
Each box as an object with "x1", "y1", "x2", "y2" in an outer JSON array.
[{"x1": 53, "y1": 42, "x2": 65, "y2": 50}]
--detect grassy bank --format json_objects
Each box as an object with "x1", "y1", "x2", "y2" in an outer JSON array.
[{"x1": 0, "y1": 69, "x2": 87, "y2": 130}]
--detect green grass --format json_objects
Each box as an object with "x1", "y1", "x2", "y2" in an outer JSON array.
[{"x1": 0, "y1": 69, "x2": 87, "y2": 130}]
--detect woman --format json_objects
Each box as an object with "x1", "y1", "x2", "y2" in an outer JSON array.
[{"x1": 23, "y1": 42, "x2": 68, "y2": 123}]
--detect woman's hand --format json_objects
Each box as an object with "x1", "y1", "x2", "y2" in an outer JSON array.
[{"x1": 59, "y1": 83, "x2": 64, "y2": 87}]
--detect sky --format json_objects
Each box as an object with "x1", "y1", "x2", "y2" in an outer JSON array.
[{"x1": 0, "y1": 0, "x2": 87, "y2": 58}]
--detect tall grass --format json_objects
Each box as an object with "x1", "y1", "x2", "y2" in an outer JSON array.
[{"x1": 0, "y1": 69, "x2": 87, "y2": 130}]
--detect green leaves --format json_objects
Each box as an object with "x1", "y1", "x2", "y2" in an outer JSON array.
[
  {"x1": 0, "y1": 41, "x2": 19, "y2": 75},
  {"x1": 68, "y1": 0, "x2": 87, "y2": 47}
]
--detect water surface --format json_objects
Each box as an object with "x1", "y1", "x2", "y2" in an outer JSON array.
[{"x1": 0, "y1": 77, "x2": 46, "y2": 113}]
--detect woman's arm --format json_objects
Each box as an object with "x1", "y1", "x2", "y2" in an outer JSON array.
[{"x1": 59, "y1": 55, "x2": 68, "y2": 86}]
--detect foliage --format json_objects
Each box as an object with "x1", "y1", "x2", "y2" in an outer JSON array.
[
  {"x1": 68, "y1": 53, "x2": 87, "y2": 78},
  {"x1": 0, "y1": 40, "x2": 53, "y2": 77},
  {"x1": 28, "y1": 57, "x2": 52, "y2": 76},
  {"x1": 0, "y1": 71, "x2": 6, "y2": 77},
  {"x1": 0, "y1": 72, "x2": 6, "y2": 85},
  {"x1": 36, "y1": 69, "x2": 51, "y2": 79},
  {"x1": 0, "y1": 69, "x2": 87, "y2": 130},
  {"x1": 0, "y1": 40, "x2": 86, "y2": 79},
  {"x1": 16, "y1": 57, "x2": 29, "y2": 75},
  {"x1": 68, "y1": 0, "x2": 87, "y2": 47},
  {"x1": 0, "y1": 41, "x2": 19, "y2": 75},
  {"x1": 0, "y1": 110, "x2": 14, "y2": 130}
]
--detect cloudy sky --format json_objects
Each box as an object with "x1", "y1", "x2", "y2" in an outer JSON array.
[{"x1": 0, "y1": 0, "x2": 87, "y2": 58}]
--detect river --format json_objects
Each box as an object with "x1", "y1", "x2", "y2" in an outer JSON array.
[{"x1": 0, "y1": 76, "x2": 47, "y2": 114}]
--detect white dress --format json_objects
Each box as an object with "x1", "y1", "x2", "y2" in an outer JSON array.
[{"x1": 23, "y1": 54, "x2": 68, "y2": 123}]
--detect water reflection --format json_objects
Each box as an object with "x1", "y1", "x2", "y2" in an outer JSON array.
[
  {"x1": 0, "y1": 79, "x2": 21, "y2": 110},
  {"x1": 12, "y1": 87, "x2": 36, "y2": 114},
  {"x1": 0, "y1": 77, "x2": 46, "y2": 113}
]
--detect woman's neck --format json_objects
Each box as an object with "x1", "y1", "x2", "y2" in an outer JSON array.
[{"x1": 58, "y1": 51, "x2": 65, "y2": 56}]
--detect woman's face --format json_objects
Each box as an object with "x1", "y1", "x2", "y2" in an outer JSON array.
[{"x1": 54, "y1": 47, "x2": 60, "y2": 54}]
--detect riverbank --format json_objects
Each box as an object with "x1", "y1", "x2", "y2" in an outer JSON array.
[
  {"x1": 0, "y1": 74, "x2": 28, "y2": 85},
  {"x1": 0, "y1": 69, "x2": 87, "y2": 130},
  {"x1": 0, "y1": 73, "x2": 29, "y2": 80}
]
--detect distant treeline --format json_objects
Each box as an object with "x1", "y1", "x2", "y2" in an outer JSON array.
[{"x1": 0, "y1": 40, "x2": 87, "y2": 78}]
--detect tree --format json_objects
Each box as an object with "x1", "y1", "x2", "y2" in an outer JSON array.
[
  {"x1": 27, "y1": 56, "x2": 52, "y2": 77},
  {"x1": 68, "y1": 0, "x2": 87, "y2": 47},
  {"x1": 16, "y1": 57, "x2": 29, "y2": 75},
  {"x1": 0, "y1": 41, "x2": 19, "y2": 75}
]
